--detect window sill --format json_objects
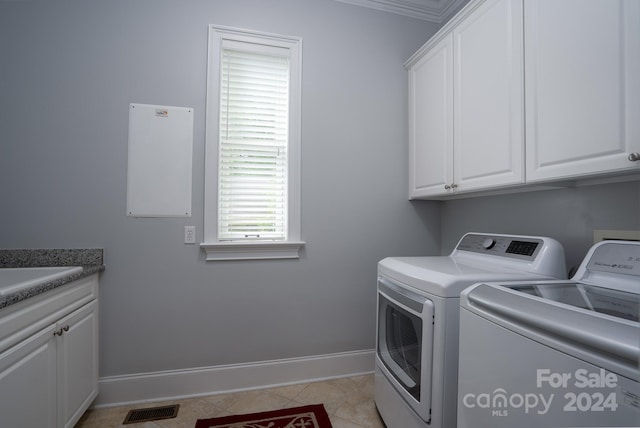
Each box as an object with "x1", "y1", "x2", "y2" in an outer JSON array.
[{"x1": 201, "y1": 241, "x2": 305, "y2": 261}]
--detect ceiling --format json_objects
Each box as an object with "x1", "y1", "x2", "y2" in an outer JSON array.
[{"x1": 335, "y1": 0, "x2": 467, "y2": 22}]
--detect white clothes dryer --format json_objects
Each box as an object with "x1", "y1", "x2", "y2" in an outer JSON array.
[
  {"x1": 457, "y1": 240, "x2": 640, "y2": 428},
  {"x1": 375, "y1": 233, "x2": 567, "y2": 428}
]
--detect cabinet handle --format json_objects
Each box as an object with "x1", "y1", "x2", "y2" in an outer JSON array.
[
  {"x1": 53, "y1": 325, "x2": 70, "y2": 336},
  {"x1": 629, "y1": 152, "x2": 640, "y2": 162},
  {"x1": 451, "y1": 183, "x2": 458, "y2": 189},
  {"x1": 444, "y1": 184, "x2": 451, "y2": 190}
]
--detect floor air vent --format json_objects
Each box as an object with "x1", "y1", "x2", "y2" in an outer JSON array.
[{"x1": 123, "y1": 404, "x2": 180, "y2": 424}]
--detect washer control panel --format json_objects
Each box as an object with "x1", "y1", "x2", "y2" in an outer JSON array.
[
  {"x1": 586, "y1": 241, "x2": 640, "y2": 277},
  {"x1": 456, "y1": 234, "x2": 542, "y2": 260}
]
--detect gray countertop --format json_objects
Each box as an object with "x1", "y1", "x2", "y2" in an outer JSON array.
[{"x1": 0, "y1": 248, "x2": 104, "y2": 309}]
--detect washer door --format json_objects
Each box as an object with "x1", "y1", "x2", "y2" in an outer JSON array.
[{"x1": 377, "y1": 277, "x2": 434, "y2": 422}]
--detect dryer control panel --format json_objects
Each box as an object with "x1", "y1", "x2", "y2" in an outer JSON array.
[
  {"x1": 450, "y1": 233, "x2": 567, "y2": 279},
  {"x1": 456, "y1": 233, "x2": 542, "y2": 260}
]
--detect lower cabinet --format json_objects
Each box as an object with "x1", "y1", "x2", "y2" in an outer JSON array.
[
  {"x1": 0, "y1": 323, "x2": 58, "y2": 427},
  {"x1": 58, "y1": 300, "x2": 99, "y2": 428},
  {"x1": 0, "y1": 276, "x2": 99, "y2": 428}
]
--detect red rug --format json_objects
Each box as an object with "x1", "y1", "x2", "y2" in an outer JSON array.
[{"x1": 194, "y1": 404, "x2": 333, "y2": 428}]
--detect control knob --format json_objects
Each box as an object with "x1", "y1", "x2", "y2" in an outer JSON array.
[{"x1": 482, "y1": 238, "x2": 496, "y2": 250}]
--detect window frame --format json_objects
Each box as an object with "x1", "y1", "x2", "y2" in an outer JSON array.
[{"x1": 202, "y1": 25, "x2": 304, "y2": 261}]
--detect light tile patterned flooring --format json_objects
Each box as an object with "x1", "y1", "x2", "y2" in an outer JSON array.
[{"x1": 75, "y1": 374, "x2": 386, "y2": 428}]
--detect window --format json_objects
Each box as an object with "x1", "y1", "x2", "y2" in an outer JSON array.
[{"x1": 202, "y1": 26, "x2": 304, "y2": 261}]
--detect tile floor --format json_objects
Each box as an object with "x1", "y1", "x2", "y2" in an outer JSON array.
[{"x1": 75, "y1": 374, "x2": 386, "y2": 428}]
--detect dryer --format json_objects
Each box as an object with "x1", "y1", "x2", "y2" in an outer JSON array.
[
  {"x1": 375, "y1": 233, "x2": 567, "y2": 428},
  {"x1": 457, "y1": 240, "x2": 640, "y2": 427}
]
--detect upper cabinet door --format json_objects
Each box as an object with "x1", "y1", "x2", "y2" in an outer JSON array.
[
  {"x1": 408, "y1": 34, "x2": 454, "y2": 198},
  {"x1": 453, "y1": 0, "x2": 524, "y2": 191},
  {"x1": 525, "y1": 0, "x2": 640, "y2": 182}
]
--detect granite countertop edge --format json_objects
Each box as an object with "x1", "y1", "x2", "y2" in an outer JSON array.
[{"x1": 0, "y1": 249, "x2": 105, "y2": 310}]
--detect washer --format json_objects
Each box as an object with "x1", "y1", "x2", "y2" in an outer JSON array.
[
  {"x1": 457, "y1": 240, "x2": 640, "y2": 428},
  {"x1": 375, "y1": 233, "x2": 567, "y2": 428}
]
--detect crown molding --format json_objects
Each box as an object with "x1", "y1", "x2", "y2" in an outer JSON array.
[{"x1": 335, "y1": 0, "x2": 467, "y2": 22}]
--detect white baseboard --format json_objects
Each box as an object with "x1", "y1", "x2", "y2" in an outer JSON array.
[{"x1": 93, "y1": 349, "x2": 375, "y2": 408}]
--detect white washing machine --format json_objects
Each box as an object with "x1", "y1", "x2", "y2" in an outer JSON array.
[
  {"x1": 457, "y1": 240, "x2": 640, "y2": 428},
  {"x1": 375, "y1": 233, "x2": 567, "y2": 428}
]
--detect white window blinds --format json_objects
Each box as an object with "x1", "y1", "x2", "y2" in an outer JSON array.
[{"x1": 218, "y1": 46, "x2": 290, "y2": 241}]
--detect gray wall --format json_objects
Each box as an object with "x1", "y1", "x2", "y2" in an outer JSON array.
[
  {"x1": 0, "y1": 0, "x2": 441, "y2": 377},
  {"x1": 441, "y1": 181, "x2": 640, "y2": 272},
  {"x1": 4, "y1": 0, "x2": 635, "y2": 382}
]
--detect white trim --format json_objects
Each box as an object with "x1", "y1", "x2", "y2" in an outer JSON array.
[
  {"x1": 204, "y1": 25, "x2": 303, "y2": 261},
  {"x1": 405, "y1": 0, "x2": 489, "y2": 68},
  {"x1": 92, "y1": 349, "x2": 375, "y2": 408},
  {"x1": 201, "y1": 241, "x2": 306, "y2": 261},
  {"x1": 335, "y1": 0, "x2": 466, "y2": 23}
]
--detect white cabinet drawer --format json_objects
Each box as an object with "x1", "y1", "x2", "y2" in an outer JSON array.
[{"x1": 0, "y1": 274, "x2": 98, "y2": 355}]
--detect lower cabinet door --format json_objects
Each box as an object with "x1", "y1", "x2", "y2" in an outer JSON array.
[
  {"x1": 0, "y1": 324, "x2": 58, "y2": 428},
  {"x1": 58, "y1": 300, "x2": 99, "y2": 428}
]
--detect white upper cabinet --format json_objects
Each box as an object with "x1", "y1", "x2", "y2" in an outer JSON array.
[
  {"x1": 408, "y1": 34, "x2": 453, "y2": 197},
  {"x1": 453, "y1": 0, "x2": 524, "y2": 192},
  {"x1": 524, "y1": 0, "x2": 640, "y2": 182},
  {"x1": 407, "y1": 0, "x2": 524, "y2": 198}
]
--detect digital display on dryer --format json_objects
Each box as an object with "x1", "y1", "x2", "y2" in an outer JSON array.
[{"x1": 506, "y1": 240, "x2": 539, "y2": 256}]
